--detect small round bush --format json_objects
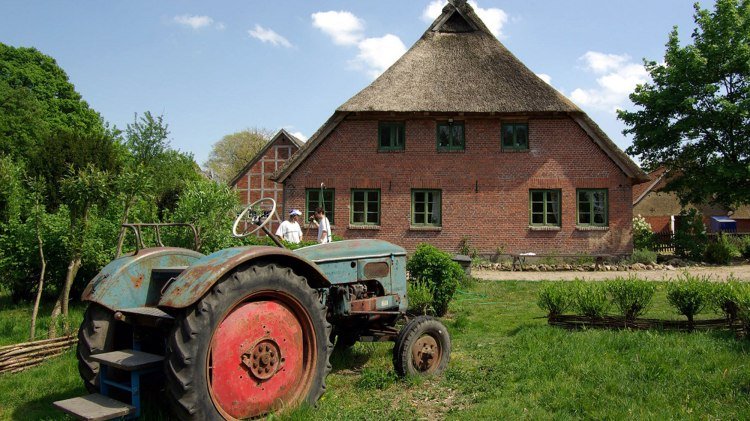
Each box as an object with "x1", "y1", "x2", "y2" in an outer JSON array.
[
  {"x1": 628, "y1": 249, "x2": 657, "y2": 265},
  {"x1": 407, "y1": 281, "x2": 434, "y2": 315},
  {"x1": 537, "y1": 282, "x2": 572, "y2": 318},
  {"x1": 666, "y1": 274, "x2": 711, "y2": 327},
  {"x1": 573, "y1": 281, "x2": 610, "y2": 319},
  {"x1": 406, "y1": 243, "x2": 463, "y2": 316},
  {"x1": 607, "y1": 276, "x2": 656, "y2": 320},
  {"x1": 704, "y1": 235, "x2": 735, "y2": 265}
]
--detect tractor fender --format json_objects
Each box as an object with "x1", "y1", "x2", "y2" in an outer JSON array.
[
  {"x1": 158, "y1": 246, "x2": 332, "y2": 309},
  {"x1": 81, "y1": 247, "x2": 205, "y2": 311}
]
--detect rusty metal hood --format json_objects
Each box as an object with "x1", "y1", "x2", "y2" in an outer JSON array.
[{"x1": 293, "y1": 239, "x2": 406, "y2": 263}]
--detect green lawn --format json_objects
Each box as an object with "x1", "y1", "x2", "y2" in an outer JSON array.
[{"x1": 1, "y1": 281, "x2": 749, "y2": 420}]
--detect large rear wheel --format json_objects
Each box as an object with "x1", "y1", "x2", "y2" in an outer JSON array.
[
  {"x1": 77, "y1": 303, "x2": 116, "y2": 392},
  {"x1": 165, "y1": 263, "x2": 332, "y2": 420}
]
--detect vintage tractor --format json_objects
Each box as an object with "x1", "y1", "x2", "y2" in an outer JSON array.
[{"x1": 54, "y1": 198, "x2": 451, "y2": 420}]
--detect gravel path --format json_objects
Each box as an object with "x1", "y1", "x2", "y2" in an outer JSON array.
[{"x1": 473, "y1": 264, "x2": 750, "y2": 282}]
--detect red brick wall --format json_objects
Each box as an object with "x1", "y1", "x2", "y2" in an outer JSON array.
[
  {"x1": 233, "y1": 136, "x2": 298, "y2": 234},
  {"x1": 284, "y1": 115, "x2": 635, "y2": 255}
]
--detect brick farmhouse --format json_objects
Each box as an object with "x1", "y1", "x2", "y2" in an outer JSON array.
[
  {"x1": 230, "y1": 129, "x2": 303, "y2": 233},
  {"x1": 272, "y1": 0, "x2": 649, "y2": 256}
]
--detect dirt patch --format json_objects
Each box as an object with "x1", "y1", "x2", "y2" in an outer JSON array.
[{"x1": 473, "y1": 264, "x2": 750, "y2": 282}]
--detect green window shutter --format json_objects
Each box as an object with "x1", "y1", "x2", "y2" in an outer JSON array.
[
  {"x1": 577, "y1": 189, "x2": 608, "y2": 226},
  {"x1": 411, "y1": 189, "x2": 442, "y2": 226},
  {"x1": 436, "y1": 122, "x2": 465, "y2": 151},
  {"x1": 378, "y1": 122, "x2": 405, "y2": 151},
  {"x1": 305, "y1": 188, "x2": 335, "y2": 224},
  {"x1": 350, "y1": 189, "x2": 380, "y2": 225},
  {"x1": 502, "y1": 123, "x2": 529, "y2": 151},
  {"x1": 529, "y1": 189, "x2": 561, "y2": 226}
]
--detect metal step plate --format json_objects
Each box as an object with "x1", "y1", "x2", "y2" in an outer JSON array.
[
  {"x1": 89, "y1": 349, "x2": 164, "y2": 371},
  {"x1": 53, "y1": 393, "x2": 134, "y2": 421}
]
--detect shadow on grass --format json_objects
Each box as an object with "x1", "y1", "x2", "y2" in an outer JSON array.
[
  {"x1": 329, "y1": 344, "x2": 374, "y2": 374},
  {"x1": 11, "y1": 388, "x2": 81, "y2": 421}
]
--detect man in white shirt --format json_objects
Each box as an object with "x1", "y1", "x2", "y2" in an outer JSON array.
[
  {"x1": 309, "y1": 208, "x2": 331, "y2": 244},
  {"x1": 275, "y1": 209, "x2": 303, "y2": 244}
]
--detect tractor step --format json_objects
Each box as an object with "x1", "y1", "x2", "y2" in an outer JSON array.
[
  {"x1": 53, "y1": 393, "x2": 135, "y2": 421},
  {"x1": 114, "y1": 306, "x2": 174, "y2": 327},
  {"x1": 89, "y1": 349, "x2": 164, "y2": 371}
]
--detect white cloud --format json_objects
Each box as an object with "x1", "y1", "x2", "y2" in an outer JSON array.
[
  {"x1": 569, "y1": 51, "x2": 648, "y2": 113},
  {"x1": 174, "y1": 14, "x2": 215, "y2": 30},
  {"x1": 311, "y1": 11, "x2": 364, "y2": 46},
  {"x1": 422, "y1": 0, "x2": 508, "y2": 37},
  {"x1": 290, "y1": 131, "x2": 308, "y2": 142},
  {"x1": 351, "y1": 34, "x2": 408, "y2": 78},
  {"x1": 248, "y1": 24, "x2": 292, "y2": 48},
  {"x1": 536, "y1": 73, "x2": 552, "y2": 84}
]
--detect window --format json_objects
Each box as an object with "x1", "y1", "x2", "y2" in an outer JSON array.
[
  {"x1": 577, "y1": 189, "x2": 608, "y2": 226},
  {"x1": 305, "y1": 189, "x2": 335, "y2": 224},
  {"x1": 412, "y1": 190, "x2": 442, "y2": 226},
  {"x1": 351, "y1": 189, "x2": 380, "y2": 225},
  {"x1": 529, "y1": 189, "x2": 561, "y2": 226},
  {"x1": 502, "y1": 123, "x2": 528, "y2": 151},
  {"x1": 436, "y1": 121, "x2": 465, "y2": 151},
  {"x1": 378, "y1": 122, "x2": 405, "y2": 151}
]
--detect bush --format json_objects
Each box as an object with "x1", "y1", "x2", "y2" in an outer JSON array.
[
  {"x1": 741, "y1": 236, "x2": 750, "y2": 259},
  {"x1": 709, "y1": 279, "x2": 746, "y2": 321},
  {"x1": 666, "y1": 274, "x2": 711, "y2": 327},
  {"x1": 406, "y1": 243, "x2": 463, "y2": 316},
  {"x1": 674, "y1": 209, "x2": 707, "y2": 261},
  {"x1": 633, "y1": 215, "x2": 655, "y2": 250},
  {"x1": 537, "y1": 282, "x2": 572, "y2": 318},
  {"x1": 407, "y1": 281, "x2": 434, "y2": 315},
  {"x1": 607, "y1": 276, "x2": 656, "y2": 320},
  {"x1": 628, "y1": 249, "x2": 657, "y2": 265},
  {"x1": 573, "y1": 281, "x2": 610, "y2": 319},
  {"x1": 736, "y1": 287, "x2": 750, "y2": 336},
  {"x1": 704, "y1": 235, "x2": 735, "y2": 265}
]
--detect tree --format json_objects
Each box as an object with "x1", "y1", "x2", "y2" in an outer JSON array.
[
  {"x1": 204, "y1": 128, "x2": 273, "y2": 183},
  {"x1": 0, "y1": 43, "x2": 103, "y2": 162},
  {"x1": 619, "y1": 0, "x2": 750, "y2": 209},
  {"x1": 28, "y1": 177, "x2": 47, "y2": 340}
]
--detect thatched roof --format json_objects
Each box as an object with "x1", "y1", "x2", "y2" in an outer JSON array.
[
  {"x1": 273, "y1": 0, "x2": 648, "y2": 183},
  {"x1": 229, "y1": 129, "x2": 303, "y2": 187},
  {"x1": 338, "y1": 0, "x2": 580, "y2": 113}
]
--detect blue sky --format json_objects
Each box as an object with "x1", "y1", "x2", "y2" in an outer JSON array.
[{"x1": 0, "y1": 1, "x2": 710, "y2": 166}]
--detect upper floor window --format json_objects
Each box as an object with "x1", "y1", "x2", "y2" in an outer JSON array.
[
  {"x1": 306, "y1": 188, "x2": 335, "y2": 224},
  {"x1": 378, "y1": 122, "x2": 405, "y2": 151},
  {"x1": 502, "y1": 123, "x2": 528, "y2": 151},
  {"x1": 437, "y1": 121, "x2": 465, "y2": 151},
  {"x1": 577, "y1": 189, "x2": 608, "y2": 226},
  {"x1": 351, "y1": 189, "x2": 380, "y2": 225}
]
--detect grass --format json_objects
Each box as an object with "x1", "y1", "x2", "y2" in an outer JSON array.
[{"x1": 1, "y1": 281, "x2": 749, "y2": 420}]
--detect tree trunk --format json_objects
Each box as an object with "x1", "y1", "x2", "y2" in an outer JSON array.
[
  {"x1": 30, "y1": 218, "x2": 46, "y2": 341},
  {"x1": 115, "y1": 196, "x2": 135, "y2": 256}
]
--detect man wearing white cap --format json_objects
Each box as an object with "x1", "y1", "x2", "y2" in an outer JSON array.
[{"x1": 275, "y1": 209, "x2": 303, "y2": 244}]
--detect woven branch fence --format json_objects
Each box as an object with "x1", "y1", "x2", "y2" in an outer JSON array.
[
  {"x1": 548, "y1": 315, "x2": 741, "y2": 332},
  {"x1": 0, "y1": 334, "x2": 77, "y2": 374}
]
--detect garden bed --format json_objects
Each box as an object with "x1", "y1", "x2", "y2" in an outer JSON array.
[{"x1": 547, "y1": 314, "x2": 740, "y2": 332}]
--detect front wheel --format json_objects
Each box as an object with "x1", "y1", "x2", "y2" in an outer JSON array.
[
  {"x1": 393, "y1": 316, "x2": 451, "y2": 377},
  {"x1": 165, "y1": 264, "x2": 332, "y2": 420}
]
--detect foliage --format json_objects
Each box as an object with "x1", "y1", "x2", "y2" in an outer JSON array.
[
  {"x1": 204, "y1": 127, "x2": 274, "y2": 183},
  {"x1": 458, "y1": 236, "x2": 478, "y2": 258},
  {"x1": 607, "y1": 277, "x2": 657, "y2": 320},
  {"x1": 573, "y1": 281, "x2": 610, "y2": 318},
  {"x1": 704, "y1": 234, "x2": 737, "y2": 264},
  {"x1": 0, "y1": 155, "x2": 26, "y2": 224},
  {"x1": 0, "y1": 43, "x2": 103, "y2": 162},
  {"x1": 406, "y1": 243, "x2": 463, "y2": 316},
  {"x1": 406, "y1": 281, "x2": 434, "y2": 315},
  {"x1": 708, "y1": 279, "x2": 747, "y2": 321},
  {"x1": 632, "y1": 215, "x2": 656, "y2": 250},
  {"x1": 536, "y1": 282, "x2": 572, "y2": 318},
  {"x1": 618, "y1": 0, "x2": 750, "y2": 209},
  {"x1": 666, "y1": 274, "x2": 711, "y2": 325},
  {"x1": 673, "y1": 209, "x2": 707, "y2": 260},
  {"x1": 628, "y1": 248, "x2": 658, "y2": 265},
  {"x1": 742, "y1": 235, "x2": 750, "y2": 258}
]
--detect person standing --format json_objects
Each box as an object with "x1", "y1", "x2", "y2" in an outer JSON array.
[
  {"x1": 309, "y1": 208, "x2": 331, "y2": 244},
  {"x1": 275, "y1": 209, "x2": 303, "y2": 244}
]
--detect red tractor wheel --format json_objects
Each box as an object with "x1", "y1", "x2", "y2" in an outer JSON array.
[
  {"x1": 165, "y1": 264, "x2": 332, "y2": 420},
  {"x1": 77, "y1": 303, "x2": 116, "y2": 392},
  {"x1": 393, "y1": 316, "x2": 451, "y2": 377}
]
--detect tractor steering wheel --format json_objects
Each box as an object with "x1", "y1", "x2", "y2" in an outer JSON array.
[{"x1": 232, "y1": 198, "x2": 279, "y2": 238}]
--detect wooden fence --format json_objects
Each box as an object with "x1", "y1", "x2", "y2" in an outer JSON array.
[
  {"x1": 653, "y1": 230, "x2": 749, "y2": 254},
  {"x1": 0, "y1": 334, "x2": 77, "y2": 374}
]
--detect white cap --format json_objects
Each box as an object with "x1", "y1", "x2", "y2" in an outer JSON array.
[{"x1": 290, "y1": 209, "x2": 302, "y2": 216}]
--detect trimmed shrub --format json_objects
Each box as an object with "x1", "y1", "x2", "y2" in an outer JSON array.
[
  {"x1": 573, "y1": 281, "x2": 610, "y2": 319},
  {"x1": 407, "y1": 281, "x2": 434, "y2": 315},
  {"x1": 666, "y1": 274, "x2": 711, "y2": 327},
  {"x1": 741, "y1": 236, "x2": 750, "y2": 259},
  {"x1": 736, "y1": 287, "x2": 750, "y2": 336},
  {"x1": 406, "y1": 243, "x2": 463, "y2": 316},
  {"x1": 704, "y1": 234, "x2": 736, "y2": 265},
  {"x1": 628, "y1": 249, "x2": 657, "y2": 265},
  {"x1": 673, "y1": 209, "x2": 708, "y2": 261},
  {"x1": 607, "y1": 276, "x2": 657, "y2": 320},
  {"x1": 537, "y1": 282, "x2": 572, "y2": 318},
  {"x1": 709, "y1": 279, "x2": 746, "y2": 321}
]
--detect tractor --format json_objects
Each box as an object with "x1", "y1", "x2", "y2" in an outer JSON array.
[{"x1": 54, "y1": 198, "x2": 451, "y2": 420}]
